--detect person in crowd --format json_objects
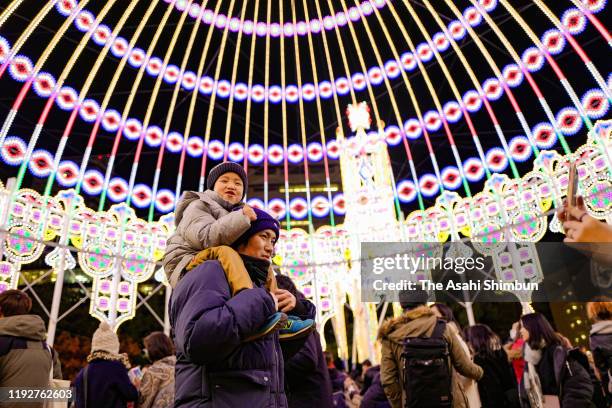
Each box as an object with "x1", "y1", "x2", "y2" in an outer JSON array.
[
  {"x1": 137, "y1": 331, "x2": 176, "y2": 408},
  {"x1": 164, "y1": 161, "x2": 312, "y2": 340},
  {"x1": 326, "y1": 351, "x2": 346, "y2": 394},
  {"x1": 275, "y1": 274, "x2": 332, "y2": 408},
  {"x1": 361, "y1": 363, "x2": 380, "y2": 396},
  {"x1": 171, "y1": 208, "x2": 315, "y2": 407},
  {"x1": 0, "y1": 289, "x2": 62, "y2": 408},
  {"x1": 73, "y1": 321, "x2": 138, "y2": 408},
  {"x1": 349, "y1": 359, "x2": 371, "y2": 390},
  {"x1": 503, "y1": 321, "x2": 526, "y2": 384},
  {"x1": 325, "y1": 352, "x2": 361, "y2": 408},
  {"x1": 519, "y1": 312, "x2": 593, "y2": 407},
  {"x1": 361, "y1": 370, "x2": 391, "y2": 408},
  {"x1": 431, "y1": 303, "x2": 481, "y2": 408},
  {"x1": 464, "y1": 324, "x2": 520, "y2": 407},
  {"x1": 379, "y1": 292, "x2": 483, "y2": 408},
  {"x1": 587, "y1": 298, "x2": 612, "y2": 406}
]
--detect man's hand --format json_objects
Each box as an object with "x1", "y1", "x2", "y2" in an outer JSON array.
[
  {"x1": 243, "y1": 204, "x2": 257, "y2": 221},
  {"x1": 270, "y1": 292, "x2": 279, "y2": 311},
  {"x1": 273, "y1": 289, "x2": 297, "y2": 313}
]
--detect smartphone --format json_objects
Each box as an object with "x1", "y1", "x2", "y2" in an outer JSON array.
[
  {"x1": 565, "y1": 162, "x2": 578, "y2": 227},
  {"x1": 128, "y1": 366, "x2": 143, "y2": 382},
  {"x1": 567, "y1": 162, "x2": 578, "y2": 208}
]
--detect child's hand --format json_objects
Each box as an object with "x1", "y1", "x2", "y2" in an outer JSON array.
[
  {"x1": 243, "y1": 204, "x2": 257, "y2": 221},
  {"x1": 274, "y1": 289, "x2": 296, "y2": 312}
]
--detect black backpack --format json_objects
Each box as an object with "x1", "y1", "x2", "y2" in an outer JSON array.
[{"x1": 401, "y1": 319, "x2": 452, "y2": 408}]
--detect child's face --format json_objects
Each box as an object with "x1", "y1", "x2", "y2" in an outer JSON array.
[{"x1": 214, "y1": 172, "x2": 244, "y2": 204}]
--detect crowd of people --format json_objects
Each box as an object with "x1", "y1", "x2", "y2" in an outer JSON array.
[{"x1": 0, "y1": 162, "x2": 611, "y2": 407}]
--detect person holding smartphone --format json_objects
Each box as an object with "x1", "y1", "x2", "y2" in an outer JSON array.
[
  {"x1": 137, "y1": 332, "x2": 176, "y2": 408},
  {"x1": 558, "y1": 196, "x2": 612, "y2": 243}
]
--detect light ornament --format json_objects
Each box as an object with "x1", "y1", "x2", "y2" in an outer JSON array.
[
  {"x1": 79, "y1": 99, "x2": 100, "y2": 123},
  {"x1": 503, "y1": 64, "x2": 524, "y2": 88},
  {"x1": 131, "y1": 184, "x2": 152, "y2": 209},
  {"x1": 28, "y1": 150, "x2": 54, "y2": 178},
  {"x1": 423, "y1": 111, "x2": 442, "y2": 132},
  {"x1": 287, "y1": 144, "x2": 304, "y2": 164},
  {"x1": 533, "y1": 123, "x2": 557, "y2": 149},
  {"x1": 207, "y1": 140, "x2": 225, "y2": 161},
  {"x1": 384, "y1": 126, "x2": 402, "y2": 146},
  {"x1": 42, "y1": 1, "x2": 605, "y2": 111},
  {"x1": 165, "y1": 132, "x2": 183, "y2": 153},
  {"x1": 582, "y1": 89, "x2": 608, "y2": 119},
  {"x1": 57, "y1": 161, "x2": 79, "y2": 187},
  {"x1": 267, "y1": 198, "x2": 286, "y2": 219},
  {"x1": 3, "y1": 223, "x2": 45, "y2": 264},
  {"x1": 0, "y1": 262, "x2": 17, "y2": 293},
  {"x1": 509, "y1": 136, "x2": 533, "y2": 163},
  {"x1": 346, "y1": 102, "x2": 371, "y2": 133},
  {"x1": 107, "y1": 178, "x2": 128, "y2": 203},
  {"x1": 186, "y1": 136, "x2": 204, "y2": 157},
  {"x1": 144, "y1": 126, "x2": 163, "y2": 148},
  {"x1": 110, "y1": 37, "x2": 128, "y2": 58},
  {"x1": 82, "y1": 170, "x2": 104, "y2": 195},
  {"x1": 556, "y1": 107, "x2": 582, "y2": 136},
  {"x1": 562, "y1": 8, "x2": 588, "y2": 34},
  {"x1": 33, "y1": 72, "x2": 56, "y2": 98},
  {"x1": 244, "y1": 199, "x2": 263, "y2": 212},
  {"x1": 0, "y1": 137, "x2": 26, "y2": 166},
  {"x1": 0, "y1": 36, "x2": 10, "y2": 64},
  {"x1": 268, "y1": 144, "x2": 284, "y2": 164},
  {"x1": 102, "y1": 109, "x2": 121, "y2": 132},
  {"x1": 248, "y1": 144, "x2": 264, "y2": 164},
  {"x1": 443, "y1": 101, "x2": 463, "y2": 123},
  {"x1": 154, "y1": 190, "x2": 175, "y2": 214}
]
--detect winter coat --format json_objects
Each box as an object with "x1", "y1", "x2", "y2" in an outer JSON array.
[
  {"x1": 361, "y1": 372, "x2": 391, "y2": 408},
  {"x1": 519, "y1": 344, "x2": 594, "y2": 408},
  {"x1": 378, "y1": 306, "x2": 483, "y2": 408},
  {"x1": 474, "y1": 349, "x2": 520, "y2": 408},
  {"x1": 163, "y1": 189, "x2": 251, "y2": 287},
  {"x1": 361, "y1": 365, "x2": 380, "y2": 396},
  {"x1": 138, "y1": 355, "x2": 176, "y2": 408},
  {"x1": 452, "y1": 326, "x2": 481, "y2": 408},
  {"x1": 0, "y1": 314, "x2": 62, "y2": 408},
  {"x1": 284, "y1": 330, "x2": 333, "y2": 408},
  {"x1": 589, "y1": 320, "x2": 612, "y2": 404},
  {"x1": 72, "y1": 352, "x2": 138, "y2": 408},
  {"x1": 170, "y1": 259, "x2": 287, "y2": 408}
]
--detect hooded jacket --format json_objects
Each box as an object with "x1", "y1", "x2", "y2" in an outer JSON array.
[
  {"x1": 163, "y1": 190, "x2": 251, "y2": 287},
  {"x1": 170, "y1": 259, "x2": 287, "y2": 407},
  {"x1": 590, "y1": 320, "x2": 612, "y2": 403},
  {"x1": 0, "y1": 315, "x2": 62, "y2": 387},
  {"x1": 519, "y1": 343, "x2": 594, "y2": 408},
  {"x1": 377, "y1": 306, "x2": 483, "y2": 408}
]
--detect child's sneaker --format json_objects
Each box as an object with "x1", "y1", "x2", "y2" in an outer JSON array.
[
  {"x1": 279, "y1": 316, "x2": 315, "y2": 340},
  {"x1": 244, "y1": 312, "x2": 287, "y2": 342}
]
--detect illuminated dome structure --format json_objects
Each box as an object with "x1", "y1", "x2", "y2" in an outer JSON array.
[{"x1": 0, "y1": 0, "x2": 610, "y2": 362}]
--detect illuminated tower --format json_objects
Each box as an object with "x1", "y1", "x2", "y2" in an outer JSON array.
[{"x1": 338, "y1": 102, "x2": 400, "y2": 363}]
